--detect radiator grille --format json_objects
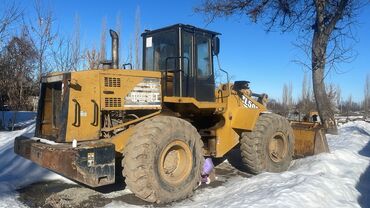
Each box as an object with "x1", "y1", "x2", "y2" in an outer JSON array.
[
  {"x1": 105, "y1": 97, "x2": 122, "y2": 108},
  {"x1": 104, "y1": 77, "x2": 121, "y2": 87}
]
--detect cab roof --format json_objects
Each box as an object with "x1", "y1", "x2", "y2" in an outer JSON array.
[{"x1": 141, "y1": 23, "x2": 221, "y2": 37}]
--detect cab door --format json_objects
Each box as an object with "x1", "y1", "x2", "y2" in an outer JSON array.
[
  {"x1": 181, "y1": 30, "x2": 194, "y2": 98},
  {"x1": 194, "y1": 32, "x2": 215, "y2": 102}
]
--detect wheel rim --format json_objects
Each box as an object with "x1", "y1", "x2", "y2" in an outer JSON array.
[
  {"x1": 268, "y1": 132, "x2": 288, "y2": 163},
  {"x1": 159, "y1": 140, "x2": 193, "y2": 185}
]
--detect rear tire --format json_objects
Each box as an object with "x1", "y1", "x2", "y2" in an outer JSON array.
[
  {"x1": 238, "y1": 113, "x2": 294, "y2": 174},
  {"x1": 122, "y1": 116, "x2": 203, "y2": 203}
]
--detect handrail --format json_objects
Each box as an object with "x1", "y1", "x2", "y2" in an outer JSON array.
[
  {"x1": 72, "y1": 99, "x2": 80, "y2": 127},
  {"x1": 90, "y1": 99, "x2": 98, "y2": 126},
  {"x1": 122, "y1": 63, "x2": 133, "y2": 69},
  {"x1": 164, "y1": 56, "x2": 190, "y2": 97}
]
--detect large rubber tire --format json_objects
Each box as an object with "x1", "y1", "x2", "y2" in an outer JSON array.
[
  {"x1": 122, "y1": 116, "x2": 204, "y2": 204},
  {"x1": 239, "y1": 113, "x2": 294, "y2": 174}
]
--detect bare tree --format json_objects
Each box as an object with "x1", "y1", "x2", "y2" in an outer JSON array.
[
  {"x1": 116, "y1": 11, "x2": 123, "y2": 67},
  {"x1": 281, "y1": 82, "x2": 293, "y2": 116},
  {"x1": 196, "y1": 0, "x2": 366, "y2": 134},
  {"x1": 345, "y1": 94, "x2": 353, "y2": 115},
  {"x1": 100, "y1": 17, "x2": 107, "y2": 62},
  {"x1": 134, "y1": 6, "x2": 141, "y2": 69},
  {"x1": 267, "y1": 98, "x2": 285, "y2": 114},
  {"x1": 85, "y1": 46, "x2": 100, "y2": 69},
  {"x1": 302, "y1": 72, "x2": 309, "y2": 102},
  {"x1": 282, "y1": 84, "x2": 288, "y2": 106},
  {"x1": 52, "y1": 37, "x2": 73, "y2": 71},
  {"x1": 297, "y1": 72, "x2": 316, "y2": 114},
  {"x1": 288, "y1": 82, "x2": 293, "y2": 109},
  {"x1": 84, "y1": 16, "x2": 106, "y2": 70},
  {"x1": 71, "y1": 14, "x2": 81, "y2": 70},
  {"x1": 52, "y1": 14, "x2": 81, "y2": 71},
  {"x1": 336, "y1": 84, "x2": 342, "y2": 113},
  {"x1": 29, "y1": 0, "x2": 57, "y2": 81},
  {"x1": 0, "y1": 1, "x2": 21, "y2": 48},
  {"x1": 282, "y1": 84, "x2": 289, "y2": 116},
  {"x1": 326, "y1": 83, "x2": 339, "y2": 113},
  {"x1": 365, "y1": 74, "x2": 370, "y2": 116},
  {"x1": 128, "y1": 38, "x2": 133, "y2": 67}
]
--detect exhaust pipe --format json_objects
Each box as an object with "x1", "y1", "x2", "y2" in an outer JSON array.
[{"x1": 110, "y1": 30, "x2": 119, "y2": 69}]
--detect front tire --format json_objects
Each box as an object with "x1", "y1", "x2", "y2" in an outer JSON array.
[
  {"x1": 122, "y1": 116, "x2": 203, "y2": 203},
  {"x1": 239, "y1": 113, "x2": 294, "y2": 174}
]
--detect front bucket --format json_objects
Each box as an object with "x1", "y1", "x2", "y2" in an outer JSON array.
[{"x1": 290, "y1": 121, "x2": 329, "y2": 158}]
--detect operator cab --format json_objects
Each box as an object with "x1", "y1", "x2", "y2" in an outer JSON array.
[{"x1": 142, "y1": 24, "x2": 220, "y2": 102}]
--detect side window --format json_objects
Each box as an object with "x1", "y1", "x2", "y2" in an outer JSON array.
[
  {"x1": 196, "y1": 34, "x2": 212, "y2": 78},
  {"x1": 145, "y1": 43, "x2": 154, "y2": 70},
  {"x1": 182, "y1": 31, "x2": 193, "y2": 76},
  {"x1": 144, "y1": 30, "x2": 178, "y2": 71}
]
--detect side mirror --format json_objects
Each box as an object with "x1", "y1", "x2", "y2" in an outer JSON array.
[{"x1": 212, "y1": 36, "x2": 220, "y2": 56}]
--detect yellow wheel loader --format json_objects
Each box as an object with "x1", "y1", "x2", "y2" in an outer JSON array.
[{"x1": 14, "y1": 24, "x2": 329, "y2": 203}]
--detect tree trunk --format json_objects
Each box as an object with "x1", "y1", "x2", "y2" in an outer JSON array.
[
  {"x1": 312, "y1": 29, "x2": 338, "y2": 135},
  {"x1": 19, "y1": 76, "x2": 23, "y2": 110}
]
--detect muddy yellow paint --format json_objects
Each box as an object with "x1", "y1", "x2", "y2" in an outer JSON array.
[
  {"x1": 65, "y1": 69, "x2": 161, "y2": 142},
  {"x1": 213, "y1": 84, "x2": 267, "y2": 157}
]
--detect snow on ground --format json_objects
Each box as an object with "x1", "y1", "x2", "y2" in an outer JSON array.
[
  {"x1": 0, "y1": 118, "x2": 369, "y2": 208},
  {"x1": 107, "y1": 121, "x2": 370, "y2": 208},
  {"x1": 0, "y1": 124, "x2": 72, "y2": 208}
]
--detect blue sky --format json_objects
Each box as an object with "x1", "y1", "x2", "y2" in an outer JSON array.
[{"x1": 14, "y1": 0, "x2": 370, "y2": 102}]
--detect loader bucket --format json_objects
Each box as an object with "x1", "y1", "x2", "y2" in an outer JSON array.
[{"x1": 290, "y1": 121, "x2": 329, "y2": 158}]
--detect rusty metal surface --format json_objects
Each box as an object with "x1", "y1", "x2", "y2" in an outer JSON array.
[
  {"x1": 290, "y1": 121, "x2": 329, "y2": 158},
  {"x1": 14, "y1": 136, "x2": 115, "y2": 187}
]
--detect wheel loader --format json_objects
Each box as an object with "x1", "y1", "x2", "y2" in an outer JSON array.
[{"x1": 14, "y1": 24, "x2": 329, "y2": 203}]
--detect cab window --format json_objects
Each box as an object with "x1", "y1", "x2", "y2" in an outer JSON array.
[
  {"x1": 145, "y1": 30, "x2": 178, "y2": 71},
  {"x1": 182, "y1": 31, "x2": 193, "y2": 76},
  {"x1": 195, "y1": 34, "x2": 212, "y2": 78}
]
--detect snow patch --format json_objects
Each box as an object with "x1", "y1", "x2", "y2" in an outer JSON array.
[
  {"x1": 0, "y1": 121, "x2": 73, "y2": 207},
  {"x1": 0, "y1": 119, "x2": 369, "y2": 207},
  {"x1": 107, "y1": 121, "x2": 370, "y2": 207}
]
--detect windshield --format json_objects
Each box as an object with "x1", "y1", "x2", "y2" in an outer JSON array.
[{"x1": 144, "y1": 29, "x2": 178, "y2": 71}]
